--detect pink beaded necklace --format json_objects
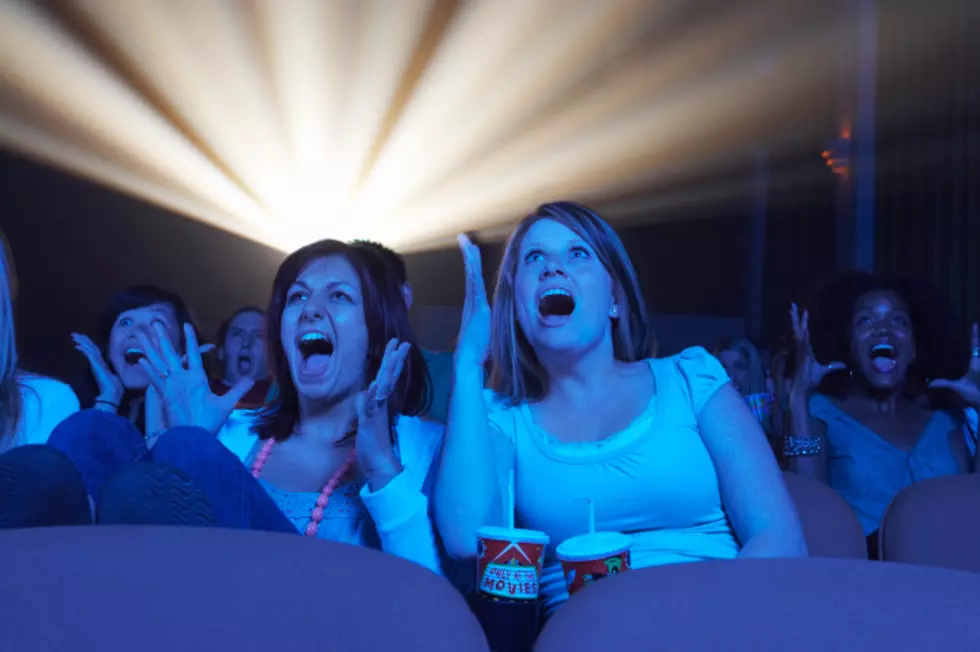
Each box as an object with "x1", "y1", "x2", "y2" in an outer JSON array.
[{"x1": 251, "y1": 437, "x2": 358, "y2": 537}]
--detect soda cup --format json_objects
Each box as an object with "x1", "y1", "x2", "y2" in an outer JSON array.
[
  {"x1": 556, "y1": 532, "x2": 631, "y2": 597},
  {"x1": 476, "y1": 526, "x2": 550, "y2": 601}
]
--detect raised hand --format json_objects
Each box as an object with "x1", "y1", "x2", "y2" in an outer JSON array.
[
  {"x1": 789, "y1": 303, "x2": 846, "y2": 399},
  {"x1": 71, "y1": 332, "x2": 124, "y2": 409},
  {"x1": 137, "y1": 322, "x2": 253, "y2": 433},
  {"x1": 455, "y1": 233, "x2": 491, "y2": 369},
  {"x1": 928, "y1": 323, "x2": 980, "y2": 409},
  {"x1": 355, "y1": 338, "x2": 411, "y2": 490}
]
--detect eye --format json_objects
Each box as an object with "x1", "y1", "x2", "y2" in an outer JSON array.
[
  {"x1": 570, "y1": 246, "x2": 590, "y2": 259},
  {"x1": 151, "y1": 318, "x2": 168, "y2": 329},
  {"x1": 117, "y1": 317, "x2": 132, "y2": 327},
  {"x1": 523, "y1": 249, "x2": 544, "y2": 264},
  {"x1": 286, "y1": 290, "x2": 308, "y2": 305},
  {"x1": 854, "y1": 316, "x2": 872, "y2": 327},
  {"x1": 331, "y1": 290, "x2": 353, "y2": 303},
  {"x1": 893, "y1": 314, "x2": 911, "y2": 327}
]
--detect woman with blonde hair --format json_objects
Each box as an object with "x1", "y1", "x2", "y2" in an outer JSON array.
[
  {"x1": 435, "y1": 201, "x2": 805, "y2": 615},
  {"x1": 0, "y1": 231, "x2": 80, "y2": 452}
]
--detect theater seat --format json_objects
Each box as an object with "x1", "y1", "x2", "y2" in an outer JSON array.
[
  {"x1": 782, "y1": 471, "x2": 867, "y2": 559},
  {"x1": 0, "y1": 526, "x2": 488, "y2": 652},
  {"x1": 535, "y1": 558, "x2": 980, "y2": 651},
  {"x1": 879, "y1": 473, "x2": 980, "y2": 572}
]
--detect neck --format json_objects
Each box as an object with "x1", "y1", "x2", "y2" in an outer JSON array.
[
  {"x1": 852, "y1": 381, "x2": 906, "y2": 416},
  {"x1": 537, "y1": 336, "x2": 620, "y2": 403},
  {"x1": 295, "y1": 392, "x2": 359, "y2": 446}
]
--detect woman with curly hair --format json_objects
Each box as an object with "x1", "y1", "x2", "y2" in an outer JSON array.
[{"x1": 784, "y1": 272, "x2": 980, "y2": 554}]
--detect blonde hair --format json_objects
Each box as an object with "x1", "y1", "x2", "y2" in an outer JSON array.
[
  {"x1": 715, "y1": 337, "x2": 767, "y2": 395},
  {"x1": 0, "y1": 231, "x2": 21, "y2": 441},
  {"x1": 488, "y1": 202, "x2": 656, "y2": 404}
]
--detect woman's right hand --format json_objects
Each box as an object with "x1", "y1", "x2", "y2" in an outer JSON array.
[
  {"x1": 789, "y1": 303, "x2": 846, "y2": 400},
  {"x1": 455, "y1": 233, "x2": 491, "y2": 369},
  {"x1": 72, "y1": 332, "x2": 124, "y2": 409}
]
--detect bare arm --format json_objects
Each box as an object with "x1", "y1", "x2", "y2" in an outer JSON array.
[
  {"x1": 432, "y1": 234, "x2": 505, "y2": 559},
  {"x1": 434, "y1": 364, "x2": 508, "y2": 559},
  {"x1": 698, "y1": 383, "x2": 808, "y2": 558},
  {"x1": 784, "y1": 391, "x2": 830, "y2": 483}
]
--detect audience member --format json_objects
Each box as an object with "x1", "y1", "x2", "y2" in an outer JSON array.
[
  {"x1": 209, "y1": 306, "x2": 271, "y2": 409},
  {"x1": 0, "y1": 232, "x2": 79, "y2": 452},
  {"x1": 785, "y1": 272, "x2": 979, "y2": 554},
  {"x1": 435, "y1": 201, "x2": 806, "y2": 615},
  {"x1": 70, "y1": 285, "x2": 204, "y2": 434}
]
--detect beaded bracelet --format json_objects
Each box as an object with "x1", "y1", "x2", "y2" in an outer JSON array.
[{"x1": 783, "y1": 435, "x2": 822, "y2": 457}]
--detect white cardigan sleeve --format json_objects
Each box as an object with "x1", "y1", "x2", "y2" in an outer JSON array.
[{"x1": 359, "y1": 416, "x2": 444, "y2": 574}]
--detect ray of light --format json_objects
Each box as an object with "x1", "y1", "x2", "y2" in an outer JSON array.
[{"x1": 0, "y1": 0, "x2": 846, "y2": 253}]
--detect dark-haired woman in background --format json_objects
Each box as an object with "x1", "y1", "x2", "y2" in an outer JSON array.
[
  {"x1": 70, "y1": 285, "x2": 204, "y2": 433},
  {"x1": 785, "y1": 273, "x2": 979, "y2": 555}
]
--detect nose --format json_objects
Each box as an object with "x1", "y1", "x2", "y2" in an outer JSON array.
[
  {"x1": 300, "y1": 298, "x2": 327, "y2": 322},
  {"x1": 540, "y1": 259, "x2": 567, "y2": 280}
]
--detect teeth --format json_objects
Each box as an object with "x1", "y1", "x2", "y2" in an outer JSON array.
[
  {"x1": 872, "y1": 344, "x2": 894, "y2": 352},
  {"x1": 300, "y1": 332, "x2": 328, "y2": 343},
  {"x1": 125, "y1": 347, "x2": 142, "y2": 355},
  {"x1": 541, "y1": 288, "x2": 571, "y2": 299}
]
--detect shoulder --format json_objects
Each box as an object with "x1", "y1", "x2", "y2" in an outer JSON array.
[
  {"x1": 658, "y1": 347, "x2": 730, "y2": 416},
  {"x1": 216, "y1": 408, "x2": 262, "y2": 463},
  {"x1": 18, "y1": 373, "x2": 80, "y2": 413},
  {"x1": 394, "y1": 414, "x2": 444, "y2": 471},
  {"x1": 14, "y1": 373, "x2": 80, "y2": 444},
  {"x1": 481, "y1": 388, "x2": 522, "y2": 439}
]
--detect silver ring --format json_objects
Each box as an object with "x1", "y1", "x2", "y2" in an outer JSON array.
[{"x1": 159, "y1": 370, "x2": 171, "y2": 380}]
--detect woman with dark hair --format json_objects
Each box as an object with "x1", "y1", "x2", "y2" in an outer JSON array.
[
  {"x1": 70, "y1": 285, "x2": 204, "y2": 433},
  {"x1": 785, "y1": 272, "x2": 980, "y2": 552},
  {"x1": 436, "y1": 202, "x2": 805, "y2": 614}
]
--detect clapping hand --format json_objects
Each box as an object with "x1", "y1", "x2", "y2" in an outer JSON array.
[
  {"x1": 455, "y1": 234, "x2": 491, "y2": 369},
  {"x1": 928, "y1": 323, "x2": 980, "y2": 409},
  {"x1": 355, "y1": 338, "x2": 411, "y2": 491}
]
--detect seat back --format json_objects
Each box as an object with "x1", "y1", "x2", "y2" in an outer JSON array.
[
  {"x1": 782, "y1": 471, "x2": 866, "y2": 558},
  {"x1": 879, "y1": 473, "x2": 980, "y2": 572},
  {"x1": 0, "y1": 526, "x2": 489, "y2": 652}
]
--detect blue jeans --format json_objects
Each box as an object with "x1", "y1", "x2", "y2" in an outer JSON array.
[{"x1": 47, "y1": 409, "x2": 297, "y2": 534}]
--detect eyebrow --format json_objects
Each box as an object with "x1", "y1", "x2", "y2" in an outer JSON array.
[
  {"x1": 289, "y1": 279, "x2": 360, "y2": 294},
  {"x1": 521, "y1": 239, "x2": 590, "y2": 252}
]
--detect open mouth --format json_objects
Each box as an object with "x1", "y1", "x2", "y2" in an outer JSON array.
[
  {"x1": 537, "y1": 288, "x2": 576, "y2": 323},
  {"x1": 123, "y1": 347, "x2": 146, "y2": 366},
  {"x1": 869, "y1": 343, "x2": 898, "y2": 373},
  {"x1": 296, "y1": 331, "x2": 334, "y2": 376},
  {"x1": 236, "y1": 353, "x2": 253, "y2": 375}
]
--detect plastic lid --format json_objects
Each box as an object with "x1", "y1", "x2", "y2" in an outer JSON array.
[
  {"x1": 556, "y1": 532, "x2": 631, "y2": 561},
  {"x1": 477, "y1": 526, "x2": 551, "y2": 545}
]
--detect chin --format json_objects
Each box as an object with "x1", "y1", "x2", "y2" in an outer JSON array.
[{"x1": 118, "y1": 369, "x2": 149, "y2": 392}]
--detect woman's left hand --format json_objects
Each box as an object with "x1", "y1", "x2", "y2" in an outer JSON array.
[
  {"x1": 355, "y1": 338, "x2": 411, "y2": 491},
  {"x1": 929, "y1": 323, "x2": 980, "y2": 409},
  {"x1": 137, "y1": 322, "x2": 253, "y2": 433}
]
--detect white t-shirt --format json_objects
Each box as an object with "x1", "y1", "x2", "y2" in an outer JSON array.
[
  {"x1": 218, "y1": 410, "x2": 445, "y2": 574},
  {"x1": 1, "y1": 374, "x2": 80, "y2": 451},
  {"x1": 485, "y1": 347, "x2": 740, "y2": 613}
]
